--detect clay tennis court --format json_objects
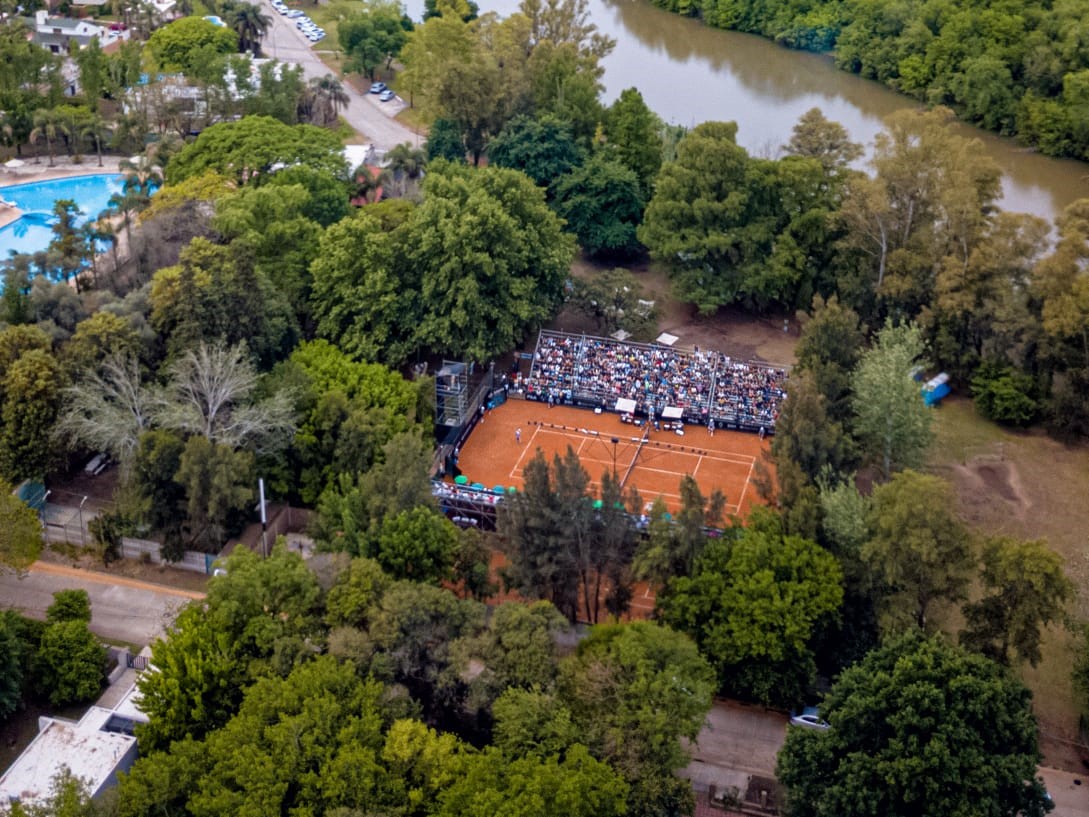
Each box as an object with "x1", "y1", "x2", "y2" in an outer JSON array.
[{"x1": 457, "y1": 400, "x2": 770, "y2": 517}]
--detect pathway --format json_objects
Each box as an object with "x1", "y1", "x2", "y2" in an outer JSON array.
[{"x1": 260, "y1": 7, "x2": 421, "y2": 150}]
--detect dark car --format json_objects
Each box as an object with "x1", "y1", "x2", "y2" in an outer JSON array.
[{"x1": 370, "y1": 82, "x2": 387, "y2": 94}]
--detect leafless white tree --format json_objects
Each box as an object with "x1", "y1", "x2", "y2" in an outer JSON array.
[
  {"x1": 154, "y1": 342, "x2": 296, "y2": 455},
  {"x1": 55, "y1": 355, "x2": 155, "y2": 476}
]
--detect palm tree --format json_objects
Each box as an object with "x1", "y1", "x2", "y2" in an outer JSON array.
[
  {"x1": 81, "y1": 116, "x2": 110, "y2": 167},
  {"x1": 351, "y1": 163, "x2": 392, "y2": 205},
  {"x1": 223, "y1": 0, "x2": 271, "y2": 56},
  {"x1": 31, "y1": 110, "x2": 58, "y2": 167},
  {"x1": 385, "y1": 142, "x2": 427, "y2": 198},
  {"x1": 303, "y1": 75, "x2": 349, "y2": 127},
  {"x1": 119, "y1": 153, "x2": 163, "y2": 206}
]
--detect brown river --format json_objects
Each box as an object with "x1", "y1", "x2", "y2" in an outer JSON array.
[{"x1": 413, "y1": 0, "x2": 1089, "y2": 222}]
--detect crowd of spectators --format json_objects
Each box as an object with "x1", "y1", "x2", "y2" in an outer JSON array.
[{"x1": 520, "y1": 331, "x2": 787, "y2": 430}]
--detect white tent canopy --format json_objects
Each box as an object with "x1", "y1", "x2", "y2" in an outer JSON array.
[
  {"x1": 656, "y1": 332, "x2": 679, "y2": 346},
  {"x1": 661, "y1": 406, "x2": 684, "y2": 419},
  {"x1": 614, "y1": 398, "x2": 637, "y2": 413}
]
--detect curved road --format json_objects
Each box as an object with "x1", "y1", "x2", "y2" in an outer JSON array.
[
  {"x1": 260, "y1": 6, "x2": 421, "y2": 150},
  {"x1": 0, "y1": 562, "x2": 202, "y2": 646}
]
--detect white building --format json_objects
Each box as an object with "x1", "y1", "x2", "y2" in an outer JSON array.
[
  {"x1": 27, "y1": 10, "x2": 127, "y2": 53},
  {"x1": 0, "y1": 682, "x2": 148, "y2": 806}
]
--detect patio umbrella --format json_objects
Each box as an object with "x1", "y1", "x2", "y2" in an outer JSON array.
[
  {"x1": 470, "y1": 482, "x2": 485, "y2": 491},
  {"x1": 592, "y1": 499, "x2": 604, "y2": 509},
  {"x1": 492, "y1": 485, "x2": 505, "y2": 494},
  {"x1": 454, "y1": 475, "x2": 468, "y2": 485},
  {"x1": 3, "y1": 158, "x2": 24, "y2": 169}
]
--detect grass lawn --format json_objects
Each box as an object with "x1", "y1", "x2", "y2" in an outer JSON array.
[{"x1": 926, "y1": 397, "x2": 1089, "y2": 769}]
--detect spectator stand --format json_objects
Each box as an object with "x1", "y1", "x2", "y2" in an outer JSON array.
[{"x1": 520, "y1": 330, "x2": 787, "y2": 434}]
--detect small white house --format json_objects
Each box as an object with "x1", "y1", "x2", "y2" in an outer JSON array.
[
  {"x1": 0, "y1": 682, "x2": 148, "y2": 806},
  {"x1": 28, "y1": 10, "x2": 125, "y2": 53}
]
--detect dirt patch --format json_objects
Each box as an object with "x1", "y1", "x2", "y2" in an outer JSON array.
[
  {"x1": 950, "y1": 459, "x2": 1030, "y2": 521},
  {"x1": 929, "y1": 400, "x2": 1089, "y2": 770},
  {"x1": 562, "y1": 256, "x2": 797, "y2": 366}
]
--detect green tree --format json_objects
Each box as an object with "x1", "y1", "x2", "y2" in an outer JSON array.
[
  {"x1": 971, "y1": 361, "x2": 1038, "y2": 426},
  {"x1": 777, "y1": 633, "x2": 1051, "y2": 817},
  {"x1": 174, "y1": 435, "x2": 255, "y2": 551},
  {"x1": 46, "y1": 589, "x2": 91, "y2": 624},
  {"x1": 212, "y1": 182, "x2": 324, "y2": 315},
  {"x1": 633, "y1": 475, "x2": 725, "y2": 586},
  {"x1": 552, "y1": 153, "x2": 645, "y2": 259},
  {"x1": 309, "y1": 208, "x2": 414, "y2": 366},
  {"x1": 639, "y1": 121, "x2": 832, "y2": 311},
  {"x1": 147, "y1": 16, "x2": 238, "y2": 73},
  {"x1": 605, "y1": 87, "x2": 662, "y2": 190},
  {"x1": 132, "y1": 430, "x2": 187, "y2": 538},
  {"x1": 486, "y1": 114, "x2": 583, "y2": 188},
  {"x1": 35, "y1": 620, "x2": 106, "y2": 706},
  {"x1": 366, "y1": 581, "x2": 486, "y2": 720},
  {"x1": 962, "y1": 536, "x2": 1073, "y2": 667},
  {"x1": 567, "y1": 267, "x2": 657, "y2": 337},
  {"x1": 0, "y1": 348, "x2": 63, "y2": 482},
  {"x1": 0, "y1": 485, "x2": 44, "y2": 572},
  {"x1": 376, "y1": 506, "x2": 459, "y2": 583},
  {"x1": 315, "y1": 431, "x2": 436, "y2": 558},
  {"x1": 166, "y1": 116, "x2": 347, "y2": 185},
  {"x1": 451, "y1": 601, "x2": 569, "y2": 715},
  {"x1": 426, "y1": 118, "x2": 466, "y2": 163},
  {"x1": 439, "y1": 744, "x2": 628, "y2": 817},
  {"x1": 851, "y1": 321, "x2": 932, "y2": 479},
  {"x1": 405, "y1": 162, "x2": 574, "y2": 361},
  {"x1": 338, "y1": 2, "x2": 408, "y2": 80},
  {"x1": 658, "y1": 525, "x2": 843, "y2": 706},
  {"x1": 136, "y1": 546, "x2": 323, "y2": 750},
  {"x1": 0, "y1": 615, "x2": 24, "y2": 720},
  {"x1": 794, "y1": 294, "x2": 865, "y2": 422},
  {"x1": 864, "y1": 470, "x2": 973, "y2": 632},
  {"x1": 558, "y1": 621, "x2": 715, "y2": 817},
  {"x1": 784, "y1": 107, "x2": 862, "y2": 181}
]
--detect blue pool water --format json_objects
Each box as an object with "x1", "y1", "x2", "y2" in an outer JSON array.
[{"x1": 0, "y1": 174, "x2": 125, "y2": 259}]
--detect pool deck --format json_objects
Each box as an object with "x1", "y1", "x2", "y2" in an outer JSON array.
[{"x1": 0, "y1": 156, "x2": 125, "y2": 231}]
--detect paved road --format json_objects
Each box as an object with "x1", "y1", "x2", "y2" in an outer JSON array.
[
  {"x1": 685, "y1": 700, "x2": 1089, "y2": 817},
  {"x1": 0, "y1": 562, "x2": 200, "y2": 647},
  {"x1": 260, "y1": 6, "x2": 420, "y2": 150}
]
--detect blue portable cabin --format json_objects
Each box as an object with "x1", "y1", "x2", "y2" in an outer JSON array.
[{"x1": 922, "y1": 373, "x2": 951, "y2": 406}]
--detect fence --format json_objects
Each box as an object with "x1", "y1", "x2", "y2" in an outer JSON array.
[{"x1": 119, "y1": 537, "x2": 218, "y2": 574}]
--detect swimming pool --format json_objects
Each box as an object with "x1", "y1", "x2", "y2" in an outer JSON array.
[{"x1": 0, "y1": 174, "x2": 124, "y2": 259}]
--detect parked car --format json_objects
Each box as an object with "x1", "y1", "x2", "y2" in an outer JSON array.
[
  {"x1": 379, "y1": 89, "x2": 395, "y2": 102},
  {"x1": 370, "y1": 81, "x2": 387, "y2": 94},
  {"x1": 286, "y1": 9, "x2": 304, "y2": 17},
  {"x1": 84, "y1": 452, "x2": 111, "y2": 476},
  {"x1": 789, "y1": 707, "x2": 830, "y2": 730}
]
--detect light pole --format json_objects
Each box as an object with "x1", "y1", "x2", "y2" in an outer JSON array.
[
  {"x1": 611, "y1": 437, "x2": 620, "y2": 480},
  {"x1": 78, "y1": 495, "x2": 88, "y2": 549}
]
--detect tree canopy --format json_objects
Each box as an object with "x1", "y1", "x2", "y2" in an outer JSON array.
[{"x1": 776, "y1": 633, "x2": 1051, "y2": 817}]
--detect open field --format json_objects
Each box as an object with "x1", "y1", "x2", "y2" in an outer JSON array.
[
  {"x1": 456, "y1": 401, "x2": 770, "y2": 517},
  {"x1": 927, "y1": 398, "x2": 1089, "y2": 771}
]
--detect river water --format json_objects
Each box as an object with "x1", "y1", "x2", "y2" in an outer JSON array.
[{"x1": 411, "y1": 0, "x2": 1089, "y2": 222}]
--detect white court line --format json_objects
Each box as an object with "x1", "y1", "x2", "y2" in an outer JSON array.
[
  {"x1": 509, "y1": 425, "x2": 542, "y2": 480},
  {"x1": 737, "y1": 456, "x2": 756, "y2": 510}
]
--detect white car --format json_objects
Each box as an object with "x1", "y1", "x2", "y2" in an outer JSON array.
[{"x1": 789, "y1": 708, "x2": 830, "y2": 730}]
